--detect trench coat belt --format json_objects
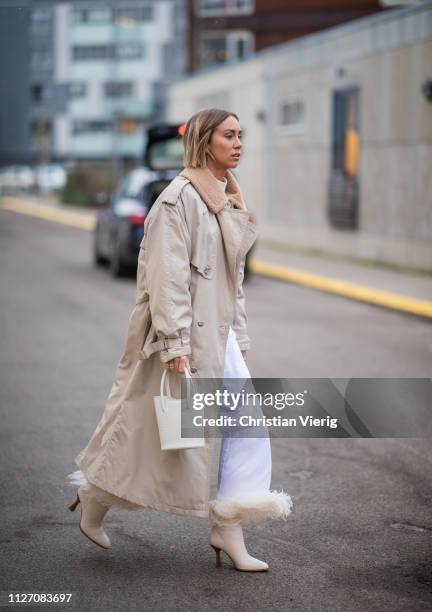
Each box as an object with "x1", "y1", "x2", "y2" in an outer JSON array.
[{"x1": 138, "y1": 328, "x2": 190, "y2": 360}]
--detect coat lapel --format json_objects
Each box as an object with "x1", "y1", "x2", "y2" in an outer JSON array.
[{"x1": 217, "y1": 208, "x2": 258, "y2": 285}]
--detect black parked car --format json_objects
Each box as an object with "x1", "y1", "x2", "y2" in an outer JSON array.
[{"x1": 93, "y1": 123, "x2": 185, "y2": 277}]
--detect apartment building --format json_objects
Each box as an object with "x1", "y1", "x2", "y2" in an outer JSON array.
[{"x1": 18, "y1": 1, "x2": 186, "y2": 163}]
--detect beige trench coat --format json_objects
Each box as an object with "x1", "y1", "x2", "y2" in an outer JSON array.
[{"x1": 74, "y1": 174, "x2": 258, "y2": 518}]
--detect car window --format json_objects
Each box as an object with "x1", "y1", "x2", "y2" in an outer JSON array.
[
  {"x1": 148, "y1": 137, "x2": 184, "y2": 170},
  {"x1": 110, "y1": 176, "x2": 130, "y2": 206},
  {"x1": 125, "y1": 170, "x2": 156, "y2": 199},
  {"x1": 126, "y1": 173, "x2": 146, "y2": 197}
]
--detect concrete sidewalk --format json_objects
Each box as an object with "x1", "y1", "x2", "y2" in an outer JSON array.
[
  {"x1": 250, "y1": 242, "x2": 432, "y2": 319},
  {"x1": 2, "y1": 193, "x2": 432, "y2": 318},
  {"x1": 1, "y1": 194, "x2": 96, "y2": 230}
]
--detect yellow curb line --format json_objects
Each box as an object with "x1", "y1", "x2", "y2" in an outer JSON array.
[
  {"x1": 2, "y1": 196, "x2": 431, "y2": 318},
  {"x1": 1, "y1": 197, "x2": 96, "y2": 231},
  {"x1": 249, "y1": 259, "x2": 432, "y2": 319}
]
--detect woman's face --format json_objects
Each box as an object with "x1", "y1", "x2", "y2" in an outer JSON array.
[{"x1": 208, "y1": 115, "x2": 243, "y2": 170}]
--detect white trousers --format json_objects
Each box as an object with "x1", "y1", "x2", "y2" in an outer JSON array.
[{"x1": 216, "y1": 327, "x2": 272, "y2": 499}]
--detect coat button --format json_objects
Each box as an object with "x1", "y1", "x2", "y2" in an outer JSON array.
[
  {"x1": 190, "y1": 367, "x2": 197, "y2": 373},
  {"x1": 197, "y1": 321, "x2": 205, "y2": 327}
]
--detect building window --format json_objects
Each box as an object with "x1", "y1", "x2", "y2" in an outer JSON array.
[
  {"x1": 73, "y1": 7, "x2": 153, "y2": 25},
  {"x1": 30, "y1": 20, "x2": 52, "y2": 37},
  {"x1": 73, "y1": 8, "x2": 111, "y2": 24},
  {"x1": 328, "y1": 87, "x2": 360, "y2": 229},
  {"x1": 31, "y1": 84, "x2": 44, "y2": 103},
  {"x1": 73, "y1": 43, "x2": 144, "y2": 61},
  {"x1": 104, "y1": 82, "x2": 133, "y2": 98},
  {"x1": 73, "y1": 45, "x2": 109, "y2": 61},
  {"x1": 113, "y1": 7, "x2": 153, "y2": 24},
  {"x1": 198, "y1": 31, "x2": 254, "y2": 68},
  {"x1": 117, "y1": 119, "x2": 139, "y2": 134},
  {"x1": 279, "y1": 100, "x2": 306, "y2": 132},
  {"x1": 115, "y1": 43, "x2": 144, "y2": 59},
  {"x1": 73, "y1": 120, "x2": 113, "y2": 135},
  {"x1": 68, "y1": 82, "x2": 87, "y2": 99},
  {"x1": 31, "y1": 52, "x2": 52, "y2": 72},
  {"x1": 196, "y1": 0, "x2": 254, "y2": 16},
  {"x1": 31, "y1": 8, "x2": 52, "y2": 22}
]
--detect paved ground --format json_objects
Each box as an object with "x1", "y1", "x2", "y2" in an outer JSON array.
[{"x1": 0, "y1": 206, "x2": 431, "y2": 611}]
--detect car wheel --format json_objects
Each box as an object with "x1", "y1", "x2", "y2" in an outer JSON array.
[
  {"x1": 93, "y1": 225, "x2": 108, "y2": 266},
  {"x1": 109, "y1": 237, "x2": 128, "y2": 278}
]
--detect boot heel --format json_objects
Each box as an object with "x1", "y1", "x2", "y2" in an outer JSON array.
[
  {"x1": 211, "y1": 544, "x2": 222, "y2": 567},
  {"x1": 68, "y1": 494, "x2": 80, "y2": 512}
]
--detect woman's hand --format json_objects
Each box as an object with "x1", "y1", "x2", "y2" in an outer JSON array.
[{"x1": 165, "y1": 356, "x2": 191, "y2": 374}]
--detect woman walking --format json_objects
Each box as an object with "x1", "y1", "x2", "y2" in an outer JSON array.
[{"x1": 67, "y1": 108, "x2": 292, "y2": 572}]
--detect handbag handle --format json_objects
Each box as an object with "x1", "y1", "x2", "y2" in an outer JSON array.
[{"x1": 160, "y1": 367, "x2": 192, "y2": 414}]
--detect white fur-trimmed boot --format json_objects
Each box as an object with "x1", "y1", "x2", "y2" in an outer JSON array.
[
  {"x1": 68, "y1": 486, "x2": 111, "y2": 550},
  {"x1": 208, "y1": 490, "x2": 293, "y2": 525},
  {"x1": 209, "y1": 523, "x2": 268, "y2": 572}
]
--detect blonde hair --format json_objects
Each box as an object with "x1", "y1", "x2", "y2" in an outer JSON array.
[{"x1": 183, "y1": 108, "x2": 239, "y2": 168}]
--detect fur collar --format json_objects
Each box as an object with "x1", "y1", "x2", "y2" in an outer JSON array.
[{"x1": 180, "y1": 166, "x2": 246, "y2": 214}]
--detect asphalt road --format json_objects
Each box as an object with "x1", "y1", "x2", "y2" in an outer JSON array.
[{"x1": 0, "y1": 208, "x2": 431, "y2": 611}]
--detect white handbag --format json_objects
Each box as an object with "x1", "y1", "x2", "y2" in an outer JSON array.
[{"x1": 154, "y1": 368, "x2": 205, "y2": 451}]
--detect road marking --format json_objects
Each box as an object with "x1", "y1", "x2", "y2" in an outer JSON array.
[
  {"x1": 2, "y1": 195, "x2": 431, "y2": 318},
  {"x1": 249, "y1": 259, "x2": 432, "y2": 319},
  {"x1": 1, "y1": 196, "x2": 95, "y2": 230}
]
